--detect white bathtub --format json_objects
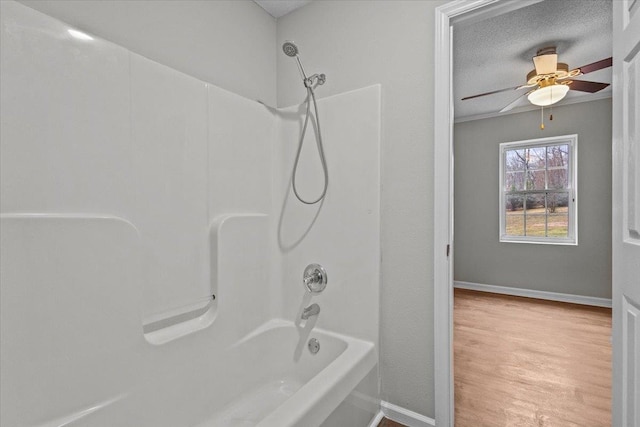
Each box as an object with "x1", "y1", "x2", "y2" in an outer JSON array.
[
  {"x1": 196, "y1": 320, "x2": 377, "y2": 427},
  {"x1": 27, "y1": 320, "x2": 376, "y2": 427}
]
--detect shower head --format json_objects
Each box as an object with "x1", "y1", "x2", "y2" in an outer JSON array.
[
  {"x1": 282, "y1": 41, "x2": 299, "y2": 57},
  {"x1": 283, "y1": 40, "x2": 325, "y2": 88},
  {"x1": 283, "y1": 40, "x2": 308, "y2": 82}
]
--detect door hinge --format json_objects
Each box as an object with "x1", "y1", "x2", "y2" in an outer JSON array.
[{"x1": 446, "y1": 244, "x2": 450, "y2": 257}]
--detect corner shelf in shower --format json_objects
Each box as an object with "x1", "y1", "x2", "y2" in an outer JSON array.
[
  {"x1": 143, "y1": 213, "x2": 269, "y2": 345},
  {"x1": 142, "y1": 294, "x2": 218, "y2": 345}
]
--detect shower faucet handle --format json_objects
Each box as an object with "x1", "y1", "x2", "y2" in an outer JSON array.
[{"x1": 303, "y1": 264, "x2": 327, "y2": 293}]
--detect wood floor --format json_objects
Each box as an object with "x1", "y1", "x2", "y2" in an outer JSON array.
[
  {"x1": 454, "y1": 288, "x2": 611, "y2": 427},
  {"x1": 377, "y1": 418, "x2": 406, "y2": 427}
]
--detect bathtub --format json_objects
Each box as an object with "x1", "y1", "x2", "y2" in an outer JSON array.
[
  {"x1": 196, "y1": 320, "x2": 377, "y2": 427},
  {"x1": 24, "y1": 319, "x2": 376, "y2": 427}
]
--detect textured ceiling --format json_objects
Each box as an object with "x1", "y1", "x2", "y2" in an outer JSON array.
[
  {"x1": 453, "y1": 0, "x2": 612, "y2": 121},
  {"x1": 254, "y1": 0, "x2": 313, "y2": 18}
]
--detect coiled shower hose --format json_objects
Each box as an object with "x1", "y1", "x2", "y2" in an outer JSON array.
[{"x1": 291, "y1": 85, "x2": 328, "y2": 205}]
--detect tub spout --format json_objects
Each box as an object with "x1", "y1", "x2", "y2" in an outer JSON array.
[{"x1": 301, "y1": 303, "x2": 320, "y2": 320}]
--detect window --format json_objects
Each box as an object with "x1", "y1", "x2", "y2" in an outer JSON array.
[{"x1": 499, "y1": 135, "x2": 577, "y2": 245}]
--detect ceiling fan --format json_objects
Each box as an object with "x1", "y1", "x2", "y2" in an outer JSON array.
[{"x1": 461, "y1": 46, "x2": 613, "y2": 113}]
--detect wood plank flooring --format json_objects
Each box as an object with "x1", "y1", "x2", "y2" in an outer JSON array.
[
  {"x1": 377, "y1": 418, "x2": 406, "y2": 427},
  {"x1": 454, "y1": 288, "x2": 611, "y2": 427}
]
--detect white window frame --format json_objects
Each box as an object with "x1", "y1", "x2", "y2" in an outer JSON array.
[{"x1": 499, "y1": 134, "x2": 578, "y2": 245}]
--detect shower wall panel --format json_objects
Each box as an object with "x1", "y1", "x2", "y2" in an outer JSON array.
[
  {"x1": 130, "y1": 54, "x2": 210, "y2": 322},
  {"x1": 207, "y1": 85, "x2": 281, "y2": 322},
  {"x1": 275, "y1": 85, "x2": 382, "y2": 426},
  {"x1": 2, "y1": 0, "x2": 276, "y2": 327},
  {"x1": 0, "y1": 5, "x2": 140, "y2": 423},
  {"x1": 1, "y1": 5, "x2": 275, "y2": 423},
  {"x1": 208, "y1": 85, "x2": 275, "y2": 215},
  {"x1": 18, "y1": 0, "x2": 278, "y2": 107},
  {"x1": 0, "y1": 216, "x2": 142, "y2": 427},
  {"x1": 0, "y1": 1, "x2": 131, "y2": 216},
  {"x1": 275, "y1": 85, "x2": 381, "y2": 345}
]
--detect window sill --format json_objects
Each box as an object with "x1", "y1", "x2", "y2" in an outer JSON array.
[{"x1": 500, "y1": 236, "x2": 578, "y2": 246}]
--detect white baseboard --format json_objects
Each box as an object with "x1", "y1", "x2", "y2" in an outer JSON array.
[
  {"x1": 367, "y1": 411, "x2": 385, "y2": 427},
  {"x1": 454, "y1": 280, "x2": 612, "y2": 308},
  {"x1": 380, "y1": 401, "x2": 436, "y2": 427}
]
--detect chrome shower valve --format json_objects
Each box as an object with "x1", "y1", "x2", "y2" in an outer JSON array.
[{"x1": 303, "y1": 264, "x2": 327, "y2": 293}]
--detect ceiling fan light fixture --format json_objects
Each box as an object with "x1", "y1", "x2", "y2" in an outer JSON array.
[{"x1": 527, "y1": 84, "x2": 569, "y2": 106}]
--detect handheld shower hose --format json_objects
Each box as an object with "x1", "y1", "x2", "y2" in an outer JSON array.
[{"x1": 283, "y1": 41, "x2": 328, "y2": 205}]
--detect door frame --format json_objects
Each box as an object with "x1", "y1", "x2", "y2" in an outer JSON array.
[{"x1": 433, "y1": 1, "x2": 547, "y2": 425}]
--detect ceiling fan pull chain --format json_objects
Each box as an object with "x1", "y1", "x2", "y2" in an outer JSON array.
[
  {"x1": 540, "y1": 106, "x2": 545, "y2": 130},
  {"x1": 550, "y1": 104, "x2": 553, "y2": 121}
]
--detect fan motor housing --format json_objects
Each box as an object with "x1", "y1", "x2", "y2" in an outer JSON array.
[{"x1": 526, "y1": 62, "x2": 575, "y2": 85}]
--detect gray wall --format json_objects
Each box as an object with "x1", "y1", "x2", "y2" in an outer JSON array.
[
  {"x1": 18, "y1": 0, "x2": 277, "y2": 106},
  {"x1": 278, "y1": 0, "x2": 446, "y2": 417},
  {"x1": 454, "y1": 99, "x2": 612, "y2": 298}
]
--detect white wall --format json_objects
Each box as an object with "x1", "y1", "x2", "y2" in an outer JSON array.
[
  {"x1": 18, "y1": 0, "x2": 277, "y2": 106},
  {"x1": 277, "y1": 1, "x2": 447, "y2": 417},
  {"x1": 454, "y1": 99, "x2": 612, "y2": 298}
]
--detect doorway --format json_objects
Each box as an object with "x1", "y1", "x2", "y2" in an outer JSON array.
[{"x1": 434, "y1": 1, "x2": 615, "y2": 425}]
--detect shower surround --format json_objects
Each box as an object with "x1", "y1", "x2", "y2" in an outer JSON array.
[{"x1": 0, "y1": 2, "x2": 381, "y2": 426}]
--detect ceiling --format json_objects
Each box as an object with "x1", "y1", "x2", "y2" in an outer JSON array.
[
  {"x1": 453, "y1": 0, "x2": 612, "y2": 122},
  {"x1": 253, "y1": 0, "x2": 612, "y2": 120},
  {"x1": 254, "y1": 0, "x2": 312, "y2": 18}
]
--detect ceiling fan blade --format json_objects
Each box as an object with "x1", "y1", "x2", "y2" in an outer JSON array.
[
  {"x1": 576, "y1": 57, "x2": 612, "y2": 75},
  {"x1": 500, "y1": 90, "x2": 535, "y2": 113},
  {"x1": 533, "y1": 53, "x2": 558, "y2": 75},
  {"x1": 461, "y1": 85, "x2": 521, "y2": 101},
  {"x1": 568, "y1": 80, "x2": 610, "y2": 93}
]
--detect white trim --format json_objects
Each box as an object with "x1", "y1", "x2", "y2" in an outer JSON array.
[
  {"x1": 454, "y1": 280, "x2": 612, "y2": 308},
  {"x1": 367, "y1": 410, "x2": 385, "y2": 427},
  {"x1": 449, "y1": 0, "x2": 544, "y2": 27},
  {"x1": 381, "y1": 401, "x2": 436, "y2": 427},
  {"x1": 433, "y1": 3, "x2": 460, "y2": 426}
]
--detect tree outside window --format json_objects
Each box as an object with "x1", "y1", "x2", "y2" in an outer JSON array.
[{"x1": 500, "y1": 135, "x2": 577, "y2": 245}]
